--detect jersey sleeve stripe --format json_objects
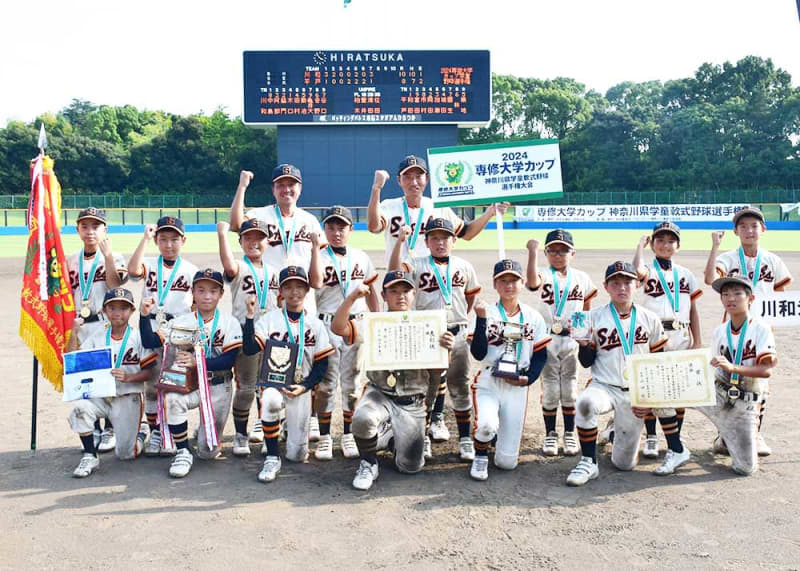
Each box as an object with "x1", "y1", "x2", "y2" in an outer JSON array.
[
  {"x1": 222, "y1": 342, "x2": 243, "y2": 353},
  {"x1": 533, "y1": 337, "x2": 552, "y2": 351},
  {"x1": 774, "y1": 277, "x2": 792, "y2": 290},
  {"x1": 401, "y1": 262, "x2": 412, "y2": 273},
  {"x1": 346, "y1": 320, "x2": 357, "y2": 346},
  {"x1": 465, "y1": 286, "x2": 481, "y2": 296},
  {"x1": 690, "y1": 289, "x2": 704, "y2": 301},
  {"x1": 584, "y1": 288, "x2": 599, "y2": 302},
  {"x1": 756, "y1": 351, "x2": 777, "y2": 365},
  {"x1": 364, "y1": 273, "x2": 379, "y2": 286},
  {"x1": 715, "y1": 267, "x2": 725, "y2": 278},
  {"x1": 649, "y1": 338, "x2": 669, "y2": 352},
  {"x1": 315, "y1": 346, "x2": 335, "y2": 361},
  {"x1": 378, "y1": 215, "x2": 387, "y2": 231},
  {"x1": 140, "y1": 353, "x2": 158, "y2": 368}
]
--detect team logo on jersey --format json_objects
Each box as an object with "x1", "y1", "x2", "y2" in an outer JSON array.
[
  {"x1": 119, "y1": 348, "x2": 141, "y2": 366},
  {"x1": 145, "y1": 272, "x2": 191, "y2": 292},
  {"x1": 596, "y1": 325, "x2": 649, "y2": 351},
  {"x1": 719, "y1": 340, "x2": 756, "y2": 363},
  {"x1": 265, "y1": 224, "x2": 314, "y2": 248},
  {"x1": 323, "y1": 264, "x2": 366, "y2": 287},
  {"x1": 242, "y1": 274, "x2": 277, "y2": 295},
  {"x1": 69, "y1": 267, "x2": 109, "y2": 290},
  {"x1": 418, "y1": 270, "x2": 467, "y2": 293},
  {"x1": 643, "y1": 276, "x2": 691, "y2": 297},
  {"x1": 728, "y1": 265, "x2": 774, "y2": 284},
  {"x1": 541, "y1": 283, "x2": 584, "y2": 305},
  {"x1": 270, "y1": 329, "x2": 317, "y2": 346}
]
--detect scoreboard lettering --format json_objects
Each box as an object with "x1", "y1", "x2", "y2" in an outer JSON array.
[{"x1": 243, "y1": 50, "x2": 490, "y2": 125}]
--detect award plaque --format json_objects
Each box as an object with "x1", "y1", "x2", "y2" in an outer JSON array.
[
  {"x1": 258, "y1": 339, "x2": 300, "y2": 389},
  {"x1": 491, "y1": 321, "x2": 524, "y2": 379},
  {"x1": 156, "y1": 323, "x2": 200, "y2": 394}
]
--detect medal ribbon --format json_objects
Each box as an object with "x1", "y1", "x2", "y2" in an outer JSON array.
[
  {"x1": 429, "y1": 256, "x2": 452, "y2": 306},
  {"x1": 282, "y1": 307, "x2": 306, "y2": 368},
  {"x1": 738, "y1": 247, "x2": 762, "y2": 288},
  {"x1": 326, "y1": 246, "x2": 351, "y2": 298},
  {"x1": 243, "y1": 257, "x2": 268, "y2": 310},
  {"x1": 156, "y1": 255, "x2": 182, "y2": 307},
  {"x1": 78, "y1": 249, "x2": 101, "y2": 303},
  {"x1": 497, "y1": 302, "x2": 524, "y2": 361},
  {"x1": 550, "y1": 267, "x2": 573, "y2": 320},
  {"x1": 197, "y1": 309, "x2": 220, "y2": 358},
  {"x1": 105, "y1": 326, "x2": 131, "y2": 369},
  {"x1": 653, "y1": 260, "x2": 680, "y2": 313},
  {"x1": 725, "y1": 319, "x2": 749, "y2": 384},
  {"x1": 275, "y1": 205, "x2": 297, "y2": 258},
  {"x1": 402, "y1": 199, "x2": 425, "y2": 251},
  {"x1": 609, "y1": 304, "x2": 637, "y2": 356}
]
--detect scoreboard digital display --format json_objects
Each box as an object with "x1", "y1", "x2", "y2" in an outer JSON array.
[{"x1": 243, "y1": 50, "x2": 491, "y2": 126}]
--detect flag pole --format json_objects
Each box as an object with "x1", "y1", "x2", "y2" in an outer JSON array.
[{"x1": 30, "y1": 124, "x2": 47, "y2": 452}]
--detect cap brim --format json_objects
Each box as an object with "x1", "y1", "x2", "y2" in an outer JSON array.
[
  {"x1": 77, "y1": 215, "x2": 107, "y2": 224},
  {"x1": 425, "y1": 227, "x2": 455, "y2": 237},
  {"x1": 493, "y1": 269, "x2": 524, "y2": 280},
  {"x1": 733, "y1": 211, "x2": 765, "y2": 225},
  {"x1": 323, "y1": 214, "x2": 352, "y2": 225},
  {"x1": 652, "y1": 229, "x2": 680, "y2": 239},
  {"x1": 103, "y1": 296, "x2": 135, "y2": 308},
  {"x1": 712, "y1": 277, "x2": 752, "y2": 294},
  {"x1": 604, "y1": 270, "x2": 638, "y2": 283},
  {"x1": 156, "y1": 224, "x2": 185, "y2": 236},
  {"x1": 544, "y1": 239, "x2": 574, "y2": 249},
  {"x1": 239, "y1": 227, "x2": 268, "y2": 236},
  {"x1": 279, "y1": 276, "x2": 309, "y2": 286},
  {"x1": 272, "y1": 175, "x2": 302, "y2": 184},
  {"x1": 383, "y1": 277, "x2": 415, "y2": 290},
  {"x1": 398, "y1": 165, "x2": 428, "y2": 176},
  {"x1": 192, "y1": 277, "x2": 223, "y2": 287}
]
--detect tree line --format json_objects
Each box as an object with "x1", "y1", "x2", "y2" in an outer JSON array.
[{"x1": 1, "y1": 55, "x2": 797, "y2": 198}]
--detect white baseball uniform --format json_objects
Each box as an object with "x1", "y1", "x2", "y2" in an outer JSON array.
[
  {"x1": 715, "y1": 247, "x2": 792, "y2": 299},
  {"x1": 67, "y1": 250, "x2": 128, "y2": 343}
]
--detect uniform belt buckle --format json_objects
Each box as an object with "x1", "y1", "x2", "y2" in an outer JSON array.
[{"x1": 727, "y1": 386, "x2": 741, "y2": 401}]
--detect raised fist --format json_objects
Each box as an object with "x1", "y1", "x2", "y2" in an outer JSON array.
[
  {"x1": 711, "y1": 231, "x2": 725, "y2": 248},
  {"x1": 239, "y1": 170, "x2": 254, "y2": 189},
  {"x1": 526, "y1": 239, "x2": 540, "y2": 252},
  {"x1": 217, "y1": 221, "x2": 230, "y2": 234},
  {"x1": 373, "y1": 170, "x2": 390, "y2": 189},
  {"x1": 144, "y1": 224, "x2": 156, "y2": 239},
  {"x1": 349, "y1": 284, "x2": 370, "y2": 300},
  {"x1": 98, "y1": 236, "x2": 112, "y2": 257},
  {"x1": 473, "y1": 298, "x2": 488, "y2": 318},
  {"x1": 140, "y1": 296, "x2": 157, "y2": 317},
  {"x1": 639, "y1": 235, "x2": 651, "y2": 249},
  {"x1": 399, "y1": 225, "x2": 412, "y2": 242},
  {"x1": 245, "y1": 294, "x2": 258, "y2": 319}
]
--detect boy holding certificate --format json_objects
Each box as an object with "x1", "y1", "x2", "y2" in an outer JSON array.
[
  {"x1": 216, "y1": 218, "x2": 279, "y2": 457},
  {"x1": 66, "y1": 288, "x2": 156, "y2": 478},
  {"x1": 390, "y1": 217, "x2": 481, "y2": 462},
  {"x1": 525, "y1": 230, "x2": 597, "y2": 457},
  {"x1": 330, "y1": 271, "x2": 455, "y2": 491},
  {"x1": 468, "y1": 260, "x2": 551, "y2": 481},
  {"x1": 702, "y1": 276, "x2": 777, "y2": 475},
  {"x1": 129, "y1": 216, "x2": 199, "y2": 456}
]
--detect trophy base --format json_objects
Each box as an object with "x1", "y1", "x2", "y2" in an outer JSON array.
[
  {"x1": 156, "y1": 369, "x2": 198, "y2": 394},
  {"x1": 491, "y1": 362, "x2": 520, "y2": 380}
]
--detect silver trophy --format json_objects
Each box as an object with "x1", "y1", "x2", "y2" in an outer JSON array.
[
  {"x1": 157, "y1": 322, "x2": 202, "y2": 394},
  {"x1": 569, "y1": 311, "x2": 592, "y2": 341},
  {"x1": 491, "y1": 321, "x2": 524, "y2": 379}
]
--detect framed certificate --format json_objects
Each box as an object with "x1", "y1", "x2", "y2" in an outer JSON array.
[
  {"x1": 62, "y1": 348, "x2": 116, "y2": 402},
  {"x1": 363, "y1": 310, "x2": 449, "y2": 371},
  {"x1": 628, "y1": 348, "x2": 716, "y2": 408}
]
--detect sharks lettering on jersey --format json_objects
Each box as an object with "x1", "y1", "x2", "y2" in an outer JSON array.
[
  {"x1": 418, "y1": 270, "x2": 468, "y2": 293},
  {"x1": 263, "y1": 224, "x2": 316, "y2": 250},
  {"x1": 322, "y1": 264, "x2": 367, "y2": 288},
  {"x1": 596, "y1": 325, "x2": 651, "y2": 352},
  {"x1": 540, "y1": 283, "x2": 588, "y2": 305},
  {"x1": 145, "y1": 272, "x2": 191, "y2": 293},
  {"x1": 643, "y1": 276, "x2": 693, "y2": 298}
]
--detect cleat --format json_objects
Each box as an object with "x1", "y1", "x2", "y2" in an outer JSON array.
[
  {"x1": 308, "y1": 416, "x2": 320, "y2": 442},
  {"x1": 429, "y1": 413, "x2": 450, "y2": 442},
  {"x1": 712, "y1": 434, "x2": 730, "y2": 455},
  {"x1": 73, "y1": 453, "x2": 99, "y2": 478},
  {"x1": 341, "y1": 433, "x2": 360, "y2": 459},
  {"x1": 144, "y1": 430, "x2": 162, "y2": 457},
  {"x1": 97, "y1": 429, "x2": 116, "y2": 453},
  {"x1": 261, "y1": 441, "x2": 267, "y2": 456},
  {"x1": 542, "y1": 431, "x2": 559, "y2": 456},
  {"x1": 756, "y1": 434, "x2": 772, "y2": 457},
  {"x1": 135, "y1": 423, "x2": 148, "y2": 456},
  {"x1": 642, "y1": 435, "x2": 659, "y2": 459},
  {"x1": 232, "y1": 433, "x2": 251, "y2": 457},
  {"x1": 352, "y1": 459, "x2": 379, "y2": 490},
  {"x1": 258, "y1": 456, "x2": 281, "y2": 483},
  {"x1": 566, "y1": 456, "x2": 599, "y2": 486},
  {"x1": 458, "y1": 436, "x2": 475, "y2": 461},
  {"x1": 563, "y1": 431, "x2": 580, "y2": 456},
  {"x1": 653, "y1": 446, "x2": 691, "y2": 476},
  {"x1": 314, "y1": 434, "x2": 333, "y2": 461},
  {"x1": 168, "y1": 449, "x2": 193, "y2": 478},
  {"x1": 470, "y1": 456, "x2": 489, "y2": 481},
  {"x1": 423, "y1": 436, "x2": 432, "y2": 460},
  {"x1": 248, "y1": 422, "x2": 264, "y2": 443}
]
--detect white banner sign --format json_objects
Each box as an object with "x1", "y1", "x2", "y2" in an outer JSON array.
[
  {"x1": 515, "y1": 203, "x2": 750, "y2": 223},
  {"x1": 427, "y1": 139, "x2": 563, "y2": 207},
  {"x1": 755, "y1": 291, "x2": 800, "y2": 328}
]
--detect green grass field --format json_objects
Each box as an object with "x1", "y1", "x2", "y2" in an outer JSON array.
[{"x1": 1, "y1": 229, "x2": 797, "y2": 258}]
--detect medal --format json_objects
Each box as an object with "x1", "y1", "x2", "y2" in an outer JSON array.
[
  {"x1": 653, "y1": 259, "x2": 680, "y2": 320},
  {"x1": 550, "y1": 267, "x2": 572, "y2": 332},
  {"x1": 386, "y1": 373, "x2": 397, "y2": 388},
  {"x1": 156, "y1": 255, "x2": 182, "y2": 312},
  {"x1": 260, "y1": 308, "x2": 268, "y2": 316},
  {"x1": 401, "y1": 199, "x2": 426, "y2": 253},
  {"x1": 244, "y1": 256, "x2": 269, "y2": 313},
  {"x1": 78, "y1": 249, "x2": 100, "y2": 318},
  {"x1": 283, "y1": 306, "x2": 306, "y2": 374},
  {"x1": 275, "y1": 205, "x2": 297, "y2": 259},
  {"x1": 80, "y1": 301, "x2": 91, "y2": 319},
  {"x1": 552, "y1": 321, "x2": 563, "y2": 334},
  {"x1": 738, "y1": 246, "x2": 762, "y2": 288},
  {"x1": 156, "y1": 307, "x2": 167, "y2": 326},
  {"x1": 326, "y1": 245, "x2": 352, "y2": 298},
  {"x1": 295, "y1": 371, "x2": 304, "y2": 384},
  {"x1": 429, "y1": 256, "x2": 453, "y2": 309}
]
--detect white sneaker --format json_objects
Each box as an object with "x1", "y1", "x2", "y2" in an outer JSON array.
[
  {"x1": 352, "y1": 459, "x2": 379, "y2": 490},
  {"x1": 542, "y1": 431, "x2": 559, "y2": 456},
  {"x1": 459, "y1": 436, "x2": 475, "y2": 461},
  {"x1": 429, "y1": 413, "x2": 450, "y2": 442},
  {"x1": 308, "y1": 416, "x2": 320, "y2": 442},
  {"x1": 135, "y1": 423, "x2": 148, "y2": 457},
  {"x1": 470, "y1": 456, "x2": 489, "y2": 481},
  {"x1": 566, "y1": 456, "x2": 599, "y2": 486},
  {"x1": 563, "y1": 431, "x2": 580, "y2": 456},
  {"x1": 315, "y1": 434, "x2": 333, "y2": 461},
  {"x1": 232, "y1": 433, "x2": 251, "y2": 457},
  {"x1": 653, "y1": 445, "x2": 691, "y2": 476},
  {"x1": 756, "y1": 434, "x2": 772, "y2": 457},
  {"x1": 341, "y1": 433, "x2": 360, "y2": 459},
  {"x1": 598, "y1": 418, "x2": 614, "y2": 446},
  {"x1": 169, "y1": 449, "x2": 193, "y2": 478},
  {"x1": 97, "y1": 429, "x2": 116, "y2": 453},
  {"x1": 642, "y1": 435, "x2": 659, "y2": 458},
  {"x1": 423, "y1": 436, "x2": 432, "y2": 459},
  {"x1": 144, "y1": 430, "x2": 162, "y2": 457},
  {"x1": 160, "y1": 440, "x2": 177, "y2": 457},
  {"x1": 73, "y1": 453, "x2": 99, "y2": 478},
  {"x1": 248, "y1": 422, "x2": 264, "y2": 443},
  {"x1": 261, "y1": 441, "x2": 268, "y2": 456},
  {"x1": 258, "y1": 456, "x2": 281, "y2": 483},
  {"x1": 712, "y1": 434, "x2": 730, "y2": 455}
]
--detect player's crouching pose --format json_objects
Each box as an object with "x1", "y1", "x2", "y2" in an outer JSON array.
[
  {"x1": 66, "y1": 288, "x2": 156, "y2": 477},
  {"x1": 139, "y1": 269, "x2": 242, "y2": 478},
  {"x1": 566, "y1": 262, "x2": 688, "y2": 486},
  {"x1": 468, "y1": 260, "x2": 550, "y2": 481},
  {"x1": 330, "y1": 272, "x2": 455, "y2": 491},
  {"x1": 241, "y1": 266, "x2": 334, "y2": 483},
  {"x1": 700, "y1": 276, "x2": 777, "y2": 475}
]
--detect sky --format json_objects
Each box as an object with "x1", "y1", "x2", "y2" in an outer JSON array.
[{"x1": 0, "y1": 0, "x2": 798, "y2": 126}]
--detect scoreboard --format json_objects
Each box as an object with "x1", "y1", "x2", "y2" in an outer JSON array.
[{"x1": 243, "y1": 50, "x2": 490, "y2": 126}]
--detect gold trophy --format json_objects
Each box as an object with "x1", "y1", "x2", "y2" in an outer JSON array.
[
  {"x1": 156, "y1": 323, "x2": 201, "y2": 394},
  {"x1": 491, "y1": 321, "x2": 524, "y2": 379}
]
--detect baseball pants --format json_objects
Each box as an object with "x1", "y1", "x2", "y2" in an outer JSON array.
[
  {"x1": 69, "y1": 394, "x2": 143, "y2": 460},
  {"x1": 541, "y1": 336, "x2": 579, "y2": 410},
  {"x1": 232, "y1": 350, "x2": 262, "y2": 423},
  {"x1": 314, "y1": 325, "x2": 363, "y2": 415},
  {"x1": 426, "y1": 332, "x2": 471, "y2": 412},
  {"x1": 698, "y1": 385, "x2": 762, "y2": 475},
  {"x1": 472, "y1": 372, "x2": 530, "y2": 470},
  {"x1": 165, "y1": 377, "x2": 233, "y2": 459},
  {"x1": 260, "y1": 386, "x2": 312, "y2": 462}
]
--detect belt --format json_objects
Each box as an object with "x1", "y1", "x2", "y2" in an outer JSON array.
[
  {"x1": 149, "y1": 312, "x2": 175, "y2": 321},
  {"x1": 84, "y1": 313, "x2": 101, "y2": 324},
  {"x1": 715, "y1": 381, "x2": 760, "y2": 402},
  {"x1": 319, "y1": 312, "x2": 364, "y2": 325},
  {"x1": 208, "y1": 371, "x2": 233, "y2": 385},
  {"x1": 448, "y1": 323, "x2": 467, "y2": 335},
  {"x1": 661, "y1": 318, "x2": 686, "y2": 331},
  {"x1": 385, "y1": 393, "x2": 423, "y2": 406}
]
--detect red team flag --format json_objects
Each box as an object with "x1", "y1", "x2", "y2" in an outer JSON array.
[{"x1": 19, "y1": 153, "x2": 75, "y2": 391}]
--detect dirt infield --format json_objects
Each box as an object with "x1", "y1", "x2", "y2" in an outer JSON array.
[{"x1": 2, "y1": 248, "x2": 799, "y2": 569}]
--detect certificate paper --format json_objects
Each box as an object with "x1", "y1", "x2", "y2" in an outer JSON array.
[
  {"x1": 363, "y1": 310, "x2": 448, "y2": 371},
  {"x1": 628, "y1": 348, "x2": 716, "y2": 408},
  {"x1": 62, "y1": 348, "x2": 116, "y2": 402}
]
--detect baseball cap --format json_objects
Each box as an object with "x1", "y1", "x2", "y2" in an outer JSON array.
[
  {"x1": 322, "y1": 205, "x2": 353, "y2": 226},
  {"x1": 239, "y1": 218, "x2": 268, "y2": 237},
  {"x1": 425, "y1": 217, "x2": 455, "y2": 237},
  {"x1": 733, "y1": 207, "x2": 765, "y2": 227},
  {"x1": 192, "y1": 268, "x2": 224, "y2": 287},
  {"x1": 279, "y1": 265, "x2": 309, "y2": 287},
  {"x1": 382, "y1": 270, "x2": 415, "y2": 290},
  {"x1": 272, "y1": 164, "x2": 302, "y2": 184},
  {"x1": 102, "y1": 287, "x2": 135, "y2": 308},
  {"x1": 604, "y1": 261, "x2": 638, "y2": 283},
  {"x1": 712, "y1": 275, "x2": 753, "y2": 295},
  {"x1": 156, "y1": 216, "x2": 185, "y2": 236},
  {"x1": 493, "y1": 259, "x2": 524, "y2": 280},
  {"x1": 76, "y1": 207, "x2": 107, "y2": 225},
  {"x1": 397, "y1": 155, "x2": 428, "y2": 176},
  {"x1": 652, "y1": 221, "x2": 681, "y2": 241},
  {"x1": 544, "y1": 229, "x2": 574, "y2": 249}
]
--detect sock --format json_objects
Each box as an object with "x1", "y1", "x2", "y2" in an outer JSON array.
[
  {"x1": 80, "y1": 434, "x2": 97, "y2": 456},
  {"x1": 355, "y1": 434, "x2": 378, "y2": 465},
  {"x1": 455, "y1": 409, "x2": 471, "y2": 438},
  {"x1": 169, "y1": 421, "x2": 189, "y2": 450},
  {"x1": 577, "y1": 426, "x2": 598, "y2": 463},
  {"x1": 146, "y1": 412, "x2": 158, "y2": 433},
  {"x1": 542, "y1": 407, "x2": 558, "y2": 433},
  {"x1": 474, "y1": 438, "x2": 490, "y2": 457},
  {"x1": 433, "y1": 375, "x2": 447, "y2": 414},
  {"x1": 676, "y1": 408, "x2": 686, "y2": 432},
  {"x1": 262, "y1": 420, "x2": 280, "y2": 456},
  {"x1": 318, "y1": 411, "x2": 332, "y2": 436},
  {"x1": 343, "y1": 410, "x2": 353, "y2": 434},
  {"x1": 644, "y1": 412, "x2": 657, "y2": 437},
  {"x1": 758, "y1": 400, "x2": 766, "y2": 431},
  {"x1": 232, "y1": 406, "x2": 249, "y2": 436},
  {"x1": 562, "y1": 406, "x2": 576, "y2": 432},
  {"x1": 658, "y1": 416, "x2": 684, "y2": 453}
]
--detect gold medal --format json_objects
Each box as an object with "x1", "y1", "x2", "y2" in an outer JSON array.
[
  {"x1": 156, "y1": 307, "x2": 166, "y2": 325},
  {"x1": 386, "y1": 374, "x2": 397, "y2": 388},
  {"x1": 79, "y1": 302, "x2": 91, "y2": 319},
  {"x1": 295, "y1": 371, "x2": 304, "y2": 384},
  {"x1": 552, "y1": 321, "x2": 563, "y2": 335}
]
